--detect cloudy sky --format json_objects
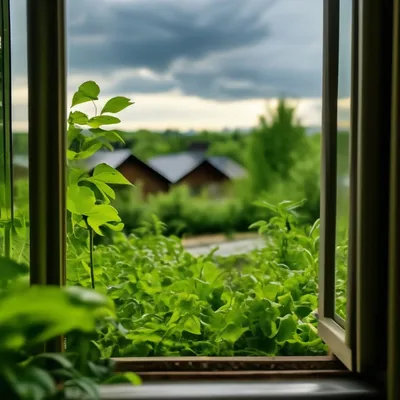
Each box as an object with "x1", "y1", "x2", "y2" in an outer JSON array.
[{"x1": 10, "y1": 0, "x2": 352, "y2": 132}]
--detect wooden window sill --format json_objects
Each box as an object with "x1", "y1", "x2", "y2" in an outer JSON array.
[{"x1": 114, "y1": 356, "x2": 347, "y2": 380}]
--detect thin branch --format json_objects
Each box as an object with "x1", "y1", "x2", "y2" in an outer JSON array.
[
  {"x1": 89, "y1": 227, "x2": 95, "y2": 289},
  {"x1": 92, "y1": 100, "x2": 98, "y2": 117}
]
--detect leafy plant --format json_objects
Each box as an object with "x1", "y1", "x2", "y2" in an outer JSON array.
[
  {"x1": 0, "y1": 255, "x2": 140, "y2": 399},
  {"x1": 67, "y1": 200, "x2": 330, "y2": 357},
  {"x1": 0, "y1": 82, "x2": 142, "y2": 399},
  {"x1": 66, "y1": 81, "x2": 134, "y2": 288}
]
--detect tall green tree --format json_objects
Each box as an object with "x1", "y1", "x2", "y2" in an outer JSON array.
[
  {"x1": 246, "y1": 99, "x2": 308, "y2": 194},
  {"x1": 207, "y1": 139, "x2": 247, "y2": 165}
]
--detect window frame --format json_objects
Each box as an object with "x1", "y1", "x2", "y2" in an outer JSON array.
[
  {"x1": 388, "y1": 1, "x2": 400, "y2": 397},
  {"x1": 16, "y1": 0, "x2": 396, "y2": 395},
  {"x1": 318, "y1": 0, "x2": 354, "y2": 370},
  {"x1": 354, "y1": 0, "x2": 392, "y2": 377},
  {"x1": 318, "y1": 0, "x2": 393, "y2": 380},
  {"x1": 26, "y1": 0, "x2": 67, "y2": 352},
  {"x1": 0, "y1": 0, "x2": 13, "y2": 259},
  {"x1": 18, "y1": 0, "x2": 348, "y2": 374}
]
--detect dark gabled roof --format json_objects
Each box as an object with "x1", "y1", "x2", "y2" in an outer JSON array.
[
  {"x1": 147, "y1": 152, "x2": 204, "y2": 183},
  {"x1": 73, "y1": 149, "x2": 246, "y2": 185},
  {"x1": 207, "y1": 156, "x2": 247, "y2": 180},
  {"x1": 148, "y1": 152, "x2": 247, "y2": 183}
]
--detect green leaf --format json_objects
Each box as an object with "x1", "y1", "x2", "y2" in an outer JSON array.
[
  {"x1": 220, "y1": 324, "x2": 248, "y2": 344},
  {"x1": 68, "y1": 142, "x2": 103, "y2": 160},
  {"x1": 64, "y1": 376, "x2": 100, "y2": 399},
  {"x1": 67, "y1": 149, "x2": 78, "y2": 160},
  {"x1": 299, "y1": 294, "x2": 318, "y2": 309},
  {"x1": 172, "y1": 293, "x2": 200, "y2": 314},
  {"x1": 88, "y1": 116, "x2": 121, "y2": 129},
  {"x1": 276, "y1": 314, "x2": 297, "y2": 342},
  {"x1": 86, "y1": 204, "x2": 121, "y2": 235},
  {"x1": 277, "y1": 293, "x2": 295, "y2": 316},
  {"x1": 71, "y1": 92, "x2": 93, "y2": 108},
  {"x1": 83, "y1": 135, "x2": 115, "y2": 152},
  {"x1": 81, "y1": 179, "x2": 116, "y2": 203},
  {"x1": 31, "y1": 353, "x2": 74, "y2": 370},
  {"x1": 261, "y1": 283, "x2": 282, "y2": 301},
  {"x1": 67, "y1": 185, "x2": 96, "y2": 215},
  {"x1": 248, "y1": 299, "x2": 280, "y2": 338},
  {"x1": 201, "y1": 262, "x2": 223, "y2": 285},
  {"x1": 65, "y1": 285, "x2": 115, "y2": 311},
  {"x1": 67, "y1": 124, "x2": 83, "y2": 145},
  {"x1": 71, "y1": 81, "x2": 100, "y2": 107},
  {"x1": 103, "y1": 372, "x2": 142, "y2": 385},
  {"x1": 101, "y1": 96, "x2": 134, "y2": 114},
  {"x1": 90, "y1": 128, "x2": 125, "y2": 144},
  {"x1": 248, "y1": 220, "x2": 267, "y2": 231},
  {"x1": 80, "y1": 81, "x2": 100, "y2": 99},
  {"x1": 0, "y1": 256, "x2": 29, "y2": 281},
  {"x1": 167, "y1": 310, "x2": 181, "y2": 327},
  {"x1": 182, "y1": 315, "x2": 201, "y2": 335},
  {"x1": 253, "y1": 200, "x2": 278, "y2": 213},
  {"x1": 5, "y1": 366, "x2": 56, "y2": 399},
  {"x1": 294, "y1": 304, "x2": 313, "y2": 319},
  {"x1": 68, "y1": 168, "x2": 85, "y2": 186},
  {"x1": 95, "y1": 181, "x2": 116, "y2": 199},
  {"x1": 104, "y1": 222, "x2": 124, "y2": 232},
  {"x1": 69, "y1": 111, "x2": 89, "y2": 125},
  {"x1": 281, "y1": 199, "x2": 306, "y2": 212},
  {"x1": 0, "y1": 286, "x2": 114, "y2": 351},
  {"x1": 90, "y1": 163, "x2": 132, "y2": 185}
]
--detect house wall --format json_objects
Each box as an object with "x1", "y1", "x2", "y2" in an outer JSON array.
[
  {"x1": 176, "y1": 162, "x2": 229, "y2": 196},
  {"x1": 117, "y1": 161, "x2": 169, "y2": 197},
  {"x1": 117, "y1": 159, "x2": 231, "y2": 198}
]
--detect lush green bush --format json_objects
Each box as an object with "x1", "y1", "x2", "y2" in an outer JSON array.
[
  {"x1": 114, "y1": 184, "x2": 271, "y2": 237},
  {"x1": 67, "y1": 201, "x2": 337, "y2": 357},
  {"x1": 115, "y1": 164, "x2": 321, "y2": 238}
]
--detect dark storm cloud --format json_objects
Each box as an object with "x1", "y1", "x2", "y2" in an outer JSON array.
[
  {"x1": 67, "y1": 0, "x2": 273, "y2": 73},
  {"x1": 172, "y1": 69, "x2": 321, "y2": 101},
  {"x1": 172, "y1": 46, "x2": 322, "y2": 100},
  {"x1": 109, "y1": 74, "x2": 176, "y2": 95},
  {"x1": 68, "y1": 0, "x2": 322, "y2": 100}
]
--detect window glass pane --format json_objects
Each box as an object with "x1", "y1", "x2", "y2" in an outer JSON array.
[
  {"x1": 66, "y1": 0, "x2": 325, "y2": 357},
  {"x1": 335, "y1": 0, "x2": 352, "y2": 321},
  {"x1": 0, "y1": 1, "x2": 15, "y2": 260},
  {"x1": 10, "y1": 0, "x2": 29, "y2": 264},
  {"x1": 0, "y1": 1, "x2": 10, "y2": 258}
]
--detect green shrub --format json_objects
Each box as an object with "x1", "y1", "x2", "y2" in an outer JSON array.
[
  {"x1": 67, "y1": 201, "x2": 335, "y2": 357},
  {"x1": 115, "y1": 184, "x2": 272, "y2": 237}
]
